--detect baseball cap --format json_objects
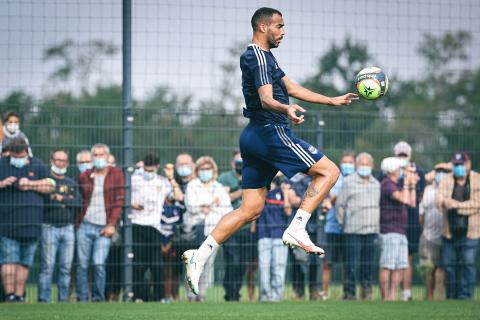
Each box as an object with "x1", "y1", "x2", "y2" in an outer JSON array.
[
  {"x1": 393, "y1": 141, "x2": 412, "y2": 157},
  {"x1": 451, "y1": 152, "x2": 470, "y2": 165}
]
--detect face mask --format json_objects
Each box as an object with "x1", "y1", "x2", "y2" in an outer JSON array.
[
  {"x1": 78, "y1": 162, "x2": 93, "y2": 173},
  {"x1": 143, "y1": 171, "x2": 156, "y2": 181},
  {"x1": 94, "y1": 158, "x2": 107, "y2": 169},
  {"x1": 398, "y1": 157, "x2": 409, "y2": 168},
  {"x1": 453, "y1": 165, "x2": 466, "y2": 178},
  {"x1": 234, "y1": 160, "x2": 243, "y2": 175},
  {"x1": 434, "y1": 172, "x2": 445, "y2": 185},
  {"x1": 340, "y1": 163, "x2": 355, "y2": 176},
  {"x1": 198, "y1": 169, "x2": 213, "y2": 183},
  {"x1": 10, "y1": 156, "x2": 28, "y2": 168},
  {"x1": 51, "y1": 164, "x2": 67, "y2": 176},
  {"x1": 6, "y1": 123, "x2": 19, "y2": 134},
  {"x1": 177, "y1": 165, "x2": 192, "y2": 177},
  {"x1": 357, "y1": 166, "x2": 372, "y2": 177}
]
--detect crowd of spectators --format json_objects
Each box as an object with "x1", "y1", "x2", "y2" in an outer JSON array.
[{"x1": 0, "y1": 111, "x2": 479, "y2": 303}]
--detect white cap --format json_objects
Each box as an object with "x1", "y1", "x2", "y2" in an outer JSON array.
[
  {"x1": 393, "y1": 141, "x2": 412, "y2": 157},
  {"x1": 381, "y1": 157, "x2": 404, "y2": 174}
]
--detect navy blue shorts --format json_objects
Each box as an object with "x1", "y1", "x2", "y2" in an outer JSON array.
[{"x1": 239, "y1": 122, "x2": 324, "y2": 189}]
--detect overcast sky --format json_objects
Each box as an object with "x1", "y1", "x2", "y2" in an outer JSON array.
[{"x1": 1, "y1": 0, "x2": 479, "y2": 105}]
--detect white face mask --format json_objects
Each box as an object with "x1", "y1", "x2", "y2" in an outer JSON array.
[
  {"x1": 6, "y1": 123, "x2": 19, "y2": 134},
  {"x1": 51, "y1": 164, "x2": 67, "y2": 176}
]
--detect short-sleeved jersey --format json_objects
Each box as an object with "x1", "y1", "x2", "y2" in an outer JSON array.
[{"x1": 240, "y1": 44, "x2": 289, "y2": 125}]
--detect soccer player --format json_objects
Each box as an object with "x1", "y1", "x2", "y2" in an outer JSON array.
[{"x1": 182, "y1": 7, "x2": 358, "y2": 295}]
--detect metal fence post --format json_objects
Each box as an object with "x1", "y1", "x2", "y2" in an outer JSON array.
[{"x1": 122, "y1": 0, "x2": 133, "y2": 302}]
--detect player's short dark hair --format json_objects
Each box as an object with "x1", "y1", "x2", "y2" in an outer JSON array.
[
  {"x1": 3, "y1": 111, "x2": 20, "y2": 123},
  {"x1": 143, "y1": 153, "x2": 160, "y2": 167},
  {"x1": 251, "y1": 7, "x2": 282, "y2": 31},
  {"x1": 8, "y1": 137, "x2": 29, "y2": 154}
]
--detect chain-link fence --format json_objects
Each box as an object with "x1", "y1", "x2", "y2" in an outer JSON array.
[{"x1": 0, "y1": 0, "x2": 479, "y2": 303}]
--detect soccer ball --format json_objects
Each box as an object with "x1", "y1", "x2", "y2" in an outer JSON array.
[{"x1": 355, "y1": 67, "x2": 389, "y2": 100}]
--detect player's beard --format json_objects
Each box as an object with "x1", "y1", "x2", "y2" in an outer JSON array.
[{"x1": 268, "y1": 35, "x2": 282, "y2": 48}]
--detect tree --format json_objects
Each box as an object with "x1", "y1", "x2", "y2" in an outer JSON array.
[{"x1": 43, "y1": 39, "x2": 119, "y2": 94}]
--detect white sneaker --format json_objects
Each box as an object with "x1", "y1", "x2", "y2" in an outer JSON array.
[
  {"x1": 181, "y1": 249, "x2": 203, "y2": 295},
  {"x1": 282, "y1": 228, "x2": 325, "y2": 256}
]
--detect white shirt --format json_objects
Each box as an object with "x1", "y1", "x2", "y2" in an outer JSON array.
[
  {"x1": 184, "y1": 178, "x2": 233, "y2": 236},
  {"x1": 84, "y1": 175, "x2": 107, "y2": 226},
  {"x1": 419, "y1": 184, "x2": 443, "y2": 244},
  {"x1": 130, "y1": 174, "x2": 172, "y2": 232}
]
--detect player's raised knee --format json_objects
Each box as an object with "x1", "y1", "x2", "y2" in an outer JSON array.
[
  {"x1": 240, "y1": 201, "x2": 264, "y2": 222},
  {"x1": 309, "y1": 156, "x2": 340, "y2": 183}
]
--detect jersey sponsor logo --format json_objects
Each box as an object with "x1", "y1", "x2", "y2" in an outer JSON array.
[{"x1": 308, "y1": 145, "x2": 318, "y2": 155}]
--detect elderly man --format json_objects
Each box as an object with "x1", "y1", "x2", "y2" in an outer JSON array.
[
  {"x1": 76, "y1": 143, "x2": 125, "y2": 302},
  {"x1": 76, "y1": 150, "x2": 93, "y2": 175},
  {"x1": 379, "y1": 157, "x2": 419, "y2": 301},
  {"x1": 438, "y1": 152, "x2": 480, "y2": 300},
  {"x1": 393, "y1": 141, "x2": 425, "y2": 301},
  {"x1": 336, "y1": 152, "x2": 380, "y2": 300}
]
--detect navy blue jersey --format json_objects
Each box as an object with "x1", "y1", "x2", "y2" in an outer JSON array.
[{"x1": 240, "y1": 44, "x2": 289, "y2": 125}]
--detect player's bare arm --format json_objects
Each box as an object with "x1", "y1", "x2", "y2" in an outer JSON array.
[
  {"x1": 282, "y1": 75, "x2": 358, "y2": 106},
  {"x1": 258, "y1": 84, "x2": 305, "y2": 125}
]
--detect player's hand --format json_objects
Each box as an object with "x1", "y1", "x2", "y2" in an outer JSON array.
[
  {"x1": 287, "y1": 104, "x2": 305, "y2": 126},
  {"x1": 330, "y1": 93, "x2": 359, "y2": 106}
]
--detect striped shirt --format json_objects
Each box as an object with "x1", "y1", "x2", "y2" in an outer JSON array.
[
  {"x1": 335, "y1": 172, "x2": 381, "y2": 234},
  {"x1": 240, "y1": 44, "x2": 289, "y2": 125}
]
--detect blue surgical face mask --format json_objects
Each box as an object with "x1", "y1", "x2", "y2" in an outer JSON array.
[
  {"x1": 198, "y1": 169, "x2": 213, "y2": 183},
  {"x1": 177, "y1": 165, "x2": 192, "y2": 177},
  {"x1": 453, "y1": 165, "x2": 466, "y2": 178},
  {"x1": 94, "y1": 158, "x2": 107, "y2": 169},
  {"x1": 143, "y1": 171, "x2": 156, "y2": 181},
  {"x1": 398, "y1": 158, "x2": 409, "y2": 168},
  {"x1": 10, "y1": 156, "x2": 28, "y2": 168},
  {"x1": 434, "y1": 172, "x2": 445, "y2": 185},
  {"x1": 340, "y1": 163, "x2": 355, "y2": 176},
  {"x1": 357, "y1": 166, "x2": 372, "y2": 177},
  {"x1": 78, "y1": 162, "x2": 93, "y2": 173}
]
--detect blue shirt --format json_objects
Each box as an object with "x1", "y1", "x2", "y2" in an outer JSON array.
[
  {"x1": 0, "y1": 156, "x2": 49, "y2": 240},
  {"x1": 240, "y1": 44, "x2": 289, "y2": 125},
  {"x1": 325, "y1": 175, "x2": 344, "y2": 234},
  {"x1": 257, "y1": 187, "x2": 288, "y2": 239}
]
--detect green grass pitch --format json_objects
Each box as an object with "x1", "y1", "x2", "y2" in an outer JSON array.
[{"x1": 1, "y1": 301, "x2": 479, "y2": 320}]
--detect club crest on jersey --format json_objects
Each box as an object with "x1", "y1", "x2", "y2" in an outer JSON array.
[{"x1": 308, "y1": 146, "x2": 318, "y2": 155}]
